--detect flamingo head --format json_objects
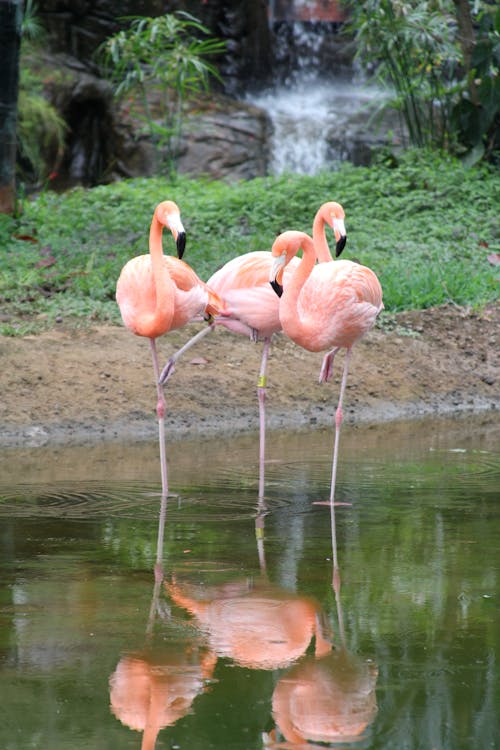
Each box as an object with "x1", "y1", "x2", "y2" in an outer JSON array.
[
  {"x1": 154, "y1": 200, "x2": 186, "y2": 258},
  {"x1": 321, "y1": 201, "x2": 347, "y2": 257},
  {"x1": 269, "y1": 230, "x2": 314, "y2": 297}
]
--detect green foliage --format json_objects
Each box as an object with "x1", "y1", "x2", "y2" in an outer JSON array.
[
  {"x1": 1, "y1": 153, "x2": 498, "y2": 335},
  {"x1": 16, "y1": 83, "x2": 66, "y2": 184},
  {"x1": 350, "y1": 0, "x2": 461, "y2": 149},
  {"x1": 21, "y1": 0, "x2": 46, "y2": 43},
  {"x1": 451, "y1": 2, "x2": 500, "y2": 163},
  {"x1": 16, "y1": 1, "x2": 67, "y2": 187},
  {"x1": 349, "y1": 0, "x2": 500, "y2": 162},
  {"x1": 97, "y1": 12, "x2": 226, "y2": 177}
]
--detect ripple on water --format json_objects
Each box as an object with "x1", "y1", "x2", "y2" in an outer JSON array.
[
  {"x1": 0, "y1": 444, "x2": 496, "y2": 525},
  {"x1": 0, "y1": 481, "x2": 162, "y2": 520},
  {"x1": 0, "y1": 478, "x2": 292, "y2": 525}
]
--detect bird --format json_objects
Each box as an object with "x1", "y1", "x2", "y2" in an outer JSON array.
[
  {"x1": 157, "y1": 201, "x2": 346, "y2": 497},
  {"x1": 116, "y1": 200, "x2": 222, "y2": 496},
  {"x1": 158, "y1": 249, "x2": 301, "y2": 499},
  {"x1": 269, "y1": 229, "x2": 383, "y2": 506},
  {"x1": 312, "y1": 201, "x2": 347, "y2": 262}
]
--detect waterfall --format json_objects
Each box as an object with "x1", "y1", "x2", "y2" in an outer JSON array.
[
  {"x1": 248, "y1": 77, "x2": 388, "y2": 175},
  {"x1": 245, "y1": 21, "x2": 394, "y2": 176}
]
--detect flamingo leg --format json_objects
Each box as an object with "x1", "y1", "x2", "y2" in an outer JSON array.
[
  {"x1": 257, "y1": 337, "x2": 271, "y2": 499},
  {"x1": 319, "y1": 346, "x2": 340, "y2": 383},
  {"x1": 329, "y1": 347, "x2": 351, "y2": 507},
  {"x1": 150, "y1": 338, "x2": 169, "y2": 496},
  {"x1": 159, "y1": 323, "x2": 215, "y2": 385},
  {"x1": 255, "y1": 498, "x2": 267, "y2": 574},
  {"x1": 154, "y1": 490, "x2": 168, "y2": 580}
]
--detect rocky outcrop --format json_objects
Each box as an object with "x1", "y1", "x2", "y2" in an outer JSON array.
[
  {"x1": 178, "y1": 98, "x2": 270, "y2": 180},
  {"x1": 38, "y1": 54, "x2": 269, "y2": 187},
  {"x1": 29, "y1": 3, "x2": 390, "y2": 183}
]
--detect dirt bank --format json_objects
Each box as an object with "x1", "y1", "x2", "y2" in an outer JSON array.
[{"x1": 0, "y1": 303, "x2": 498, "y2": 448}]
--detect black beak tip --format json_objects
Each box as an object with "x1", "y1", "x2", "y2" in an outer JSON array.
[
  {"x1": 176, "y1": 231, "x2": 186, "y2": 259},
  {"x1": 335, "y1": 235, "x2": 347, "y2": 257},
  {"x1": 270, "y1": 279, "x2": 283, "y2": 298}
]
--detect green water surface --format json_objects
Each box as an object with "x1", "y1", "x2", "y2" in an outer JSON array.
[{"x1": 0, "y1": 415, "x2": 498, "y2": 749}]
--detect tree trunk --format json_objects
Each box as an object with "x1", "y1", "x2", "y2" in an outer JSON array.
[
  {"x1": 452, "y1": 0, "x2": 479, "y2": 105},
  {"x1": 0, "y1": 0, "x2": 22, "y2": 214}
]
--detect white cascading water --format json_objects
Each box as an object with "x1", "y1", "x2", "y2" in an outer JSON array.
[{"x1": 246, "y1": 22, "x2": 391, "y2": 175}]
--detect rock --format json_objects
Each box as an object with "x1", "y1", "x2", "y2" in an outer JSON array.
[
  {"x1": 40, "y1": 50, "x2": 269, "y2": 185},
  {"x1": 178, "y1": 98, "x2": 270, "y2": 180}
]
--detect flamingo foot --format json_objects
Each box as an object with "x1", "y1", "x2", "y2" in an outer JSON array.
[
  {"x1": 159, "y1": 357, "x2": 176, "y2": 385},
  {"x1": 159, "y1": 323, "x2": 215, "y2": 386},
  {"x1": 319, "y1": 347, "x2": 339, "y2": 383}
]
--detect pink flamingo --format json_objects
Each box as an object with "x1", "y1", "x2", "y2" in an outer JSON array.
[
  {"x1": 269, "y1": 230, "x2": 383, "y2": 506},
  {"x1": 116, "y1": 200, "x2": 221, "y2": 496},
  {"x1": 158, "y1": 202, "x2": 347, "y2": 497},
  {"x1": 158, "y1": 250, "x2": 300, "y2": 497},
  {"x1": 313, "y1": 201, "x2": 347, "y2": 262}
]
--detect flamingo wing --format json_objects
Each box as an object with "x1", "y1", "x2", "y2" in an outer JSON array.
[
  {"x1": 116, "y1": 255, "x2": 171, "y2": 337},
  {"x1": 296, "y1": 261, "x2": 383, "y2": 352},
  {"x1": 208, "y1": 251, "x2": 273, "y2": 294},
  {"x1": 209, "y1": 251, "x2": 301, "y2": 337}
]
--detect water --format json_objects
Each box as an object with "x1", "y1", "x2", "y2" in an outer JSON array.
[
  {"x1": 248, "y1": 77, "x2": 388, "y2": 175},
  {"x1": 244, "y1": 20, "x2": 393, "y2": 175},
  {"x1": 0, "y1": 415, "x2": 499, "y2": 749}
]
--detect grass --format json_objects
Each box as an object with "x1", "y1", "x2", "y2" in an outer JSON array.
[{"x1": 1, "y1": 150, "x2": 498, "y2": 335}]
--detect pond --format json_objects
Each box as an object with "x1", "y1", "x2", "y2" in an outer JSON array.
[{"x1": 0, "y1": 414, "x2": 498, "y2": 750}]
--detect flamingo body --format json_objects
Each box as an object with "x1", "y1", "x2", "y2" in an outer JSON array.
[
  {"x1": 117, "y1": 254, "x2": 217, "y2": 338},
  {"x1": 270, "y1": 230, "x2": 383, "y2": 504},
  {"x1": 207, "y1": 250, "x2": 300, "y2": 339},
  {"x1": 167, "y1": 578, "x2": 330, "y2": 671},
  {"x1": 116, "y1": 200, "x2": 222, "y2": 496},
  {"x1": 286, "y1": 258, "x2": 383, "y2": 352},
  {"x1": 271, "y1": 231, "x2": 382, "y2": 356}
]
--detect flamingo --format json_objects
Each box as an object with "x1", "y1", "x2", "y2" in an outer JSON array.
[
  {"x1": 116, "y1": 200, "x2": 221, "y2": 496},
  {"x1": 313, "y1": 200, "x2": 348, "y2": 263},
  {"x1": 158, "y1": 250, "x2": 301, "y2": 498},
  {"x1": 269, "y1": 230, "x2": 383, "y2": 506},
  {"x1": 157, "y1": 202, "x2": 347, "y2": 497}
]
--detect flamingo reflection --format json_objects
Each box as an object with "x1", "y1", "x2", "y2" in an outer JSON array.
[
  {"x1": 109, "y1": 494, "x2": 217, "y2": 750},
  {"x1": 265, "y1": 648, "x2": 378, "y2": 747},
  {"x1": 264, "y1": 499, "x2": 378, "y2": 747},
  {"x1": 166, "y1": 502, "x2": 331, "y2": 671},
  {"x1": 110, "y1": 648, "x2": 217, "y2": 750}
]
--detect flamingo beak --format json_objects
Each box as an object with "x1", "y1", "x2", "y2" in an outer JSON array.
[
  {"x1": 270, "y1": 253, "x2": 286, "y2": 297},
  {"x1": 270, "y1": 279, "x2": 283, "y2": 297},
  {"x1": 333, "y1": 217, "x2": 347, "y2": 257},
  {"x1": 176, "y1": 231, "x2": 186, "y2": 259},
  {"x1": 164, "y1": 212, "x2": 186, "y2": 258},
  {"x1": 335, "y1": 234, "x2": 346, "y2": 257}
]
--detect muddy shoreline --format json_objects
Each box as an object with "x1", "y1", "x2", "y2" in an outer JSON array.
[{"x1": 1, "y1": 304, "x2": 498, "y2": 449}]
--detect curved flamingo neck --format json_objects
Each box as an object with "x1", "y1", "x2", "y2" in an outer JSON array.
[
  {"x1": 149, "y1": 216, "x2": 164, "y2": 267},
  {"x1": 148, "y1": 215, "x2": 175, "y2": 334},
  {"x1": 279, "y1": 235, "x2": 316, "y2": 342},
  {"x1": 312, "y1": 210, "x2": 333, "y2": 263}
]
